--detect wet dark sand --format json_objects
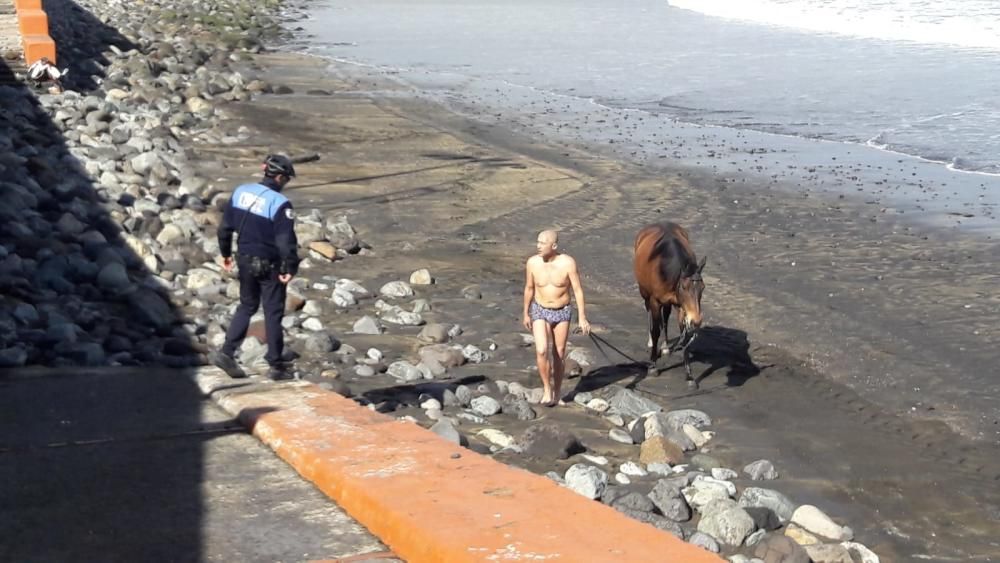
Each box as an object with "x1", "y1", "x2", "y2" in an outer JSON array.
[{"x1": 195, "y1": 52, "x2": 1000, "y2": 562}]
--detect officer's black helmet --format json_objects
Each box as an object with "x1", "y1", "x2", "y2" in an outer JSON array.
[{"x1": 263, "y1": 154, "x2": 296, "y2": 178}]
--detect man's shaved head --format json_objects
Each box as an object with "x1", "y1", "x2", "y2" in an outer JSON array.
[{"x1": 538, "y1": 230, "x2": 559, "y2": 244}]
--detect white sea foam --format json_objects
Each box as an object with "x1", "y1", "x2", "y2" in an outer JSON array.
[{"x1": 668, "y1": 0, "x2": 1000, "y2": 51}]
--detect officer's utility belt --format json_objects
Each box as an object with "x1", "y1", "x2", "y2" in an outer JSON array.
[{"x1": 239, "y1": 255, "x2": 277, "y2": 277}]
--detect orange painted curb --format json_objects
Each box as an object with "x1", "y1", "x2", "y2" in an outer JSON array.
[
  {"x1": 197, "y1": 372, "x2": 723, "y2": 563},
  {"x1": 15, "y1": 1, "x2": 55, "y2": 65},
  {"x1": 22, "y1": 36, "x2": 56, "y2": 65}
]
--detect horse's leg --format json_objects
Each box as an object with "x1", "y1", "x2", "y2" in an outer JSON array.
[
  {"x1": 684, "y1": 331, "x2": 699, "y2": 389},
  {"x1": 660, "y1": 304, "x2": 672, "y2": 356},
  {"x1": 647, "y1": 301, "x2": 662, "y2": 375}
]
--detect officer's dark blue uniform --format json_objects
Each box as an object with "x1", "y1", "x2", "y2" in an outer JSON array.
[{"x1": 213, "y1": 155, "x2": 299, "y2": 379}]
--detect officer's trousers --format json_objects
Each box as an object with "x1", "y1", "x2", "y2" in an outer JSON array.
[{"x1": 222, "y1": 255, "x2": 286, "y2": 366}]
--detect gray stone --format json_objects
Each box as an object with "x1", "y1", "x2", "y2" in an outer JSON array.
[
  {"x1": 697, "y1": 501, "x2": 757, "y2": 546},
  {"x1": 412, "y1": 299, "x2": 432, "y2": 313},
  {"x1": 418, "y1": 323, "x2": 450, "y2": 343},
  {"x1": 420, "y1": 397, "x2": 443, "y2": 410},
  {"x1": 128, "y1": 289, "x2": 173, "y2": 331},
  {"x1": 352, "y1": 315, "x2": 383, "y2": 334},
  {"x1": 335, "y1": 278, "x2": 370, "y2": 298},
  {"x1": 649, "y1": 479, "x2": 692, "y2": 522},
  {"x1": 97, "y1": 262, "x2": 131, "y2": 292},
  {"x1": 380, "y1": 306, "x2": 424, "y2": 326},
  {"x1": 790, "y1": 505, "x2": 852, "y2": 541},
  {"x1": 611, "y1": 491, "x2": 656, "y2": 513},
  {"x1": 409, "y1": 268, "x2": 433, "y2": 285},
  {"x1": 454, "y1": 385, "x2": 473, "y2": 407},
  {"x1": 619, "y1": 462, "x2": 647, "y2": 477},
  {"x1": 509, "y1": 400, "x2": 536, "y2": 421},
  {"x1": 462, "y1": 344, "x2": 487, "y2": 363},
  {"x1": 567, "y1": 347, "x2": 597, "y2": 367},
  {"x1": 354, "y1": 365, "x2": 376, "y2": 377},
  {"x1": 666, "y1": 408, "x2": 713, "y2": 429},
  {"x1": 618, "y1": 509, "x2": 685, "y2": 538},
  {"x1": 683, "y1": 480, "x2": 733, "y2": 512},
  {"x1": 609, "y1": 428, "x2": 634, "y2": 444},
  {"x1": 470, "y1": 396, "x2": 502, "y2": 417},
  {"x1": 387, "y1": 361, "x2": 423, "y2": 382},
  {"x1": 302, "y1": 317, "x2": 324, "y2": 331},
  {"x1": 419, "y1": 344, "x2": 465, "y2": 368},
  {"x1": 460, "y1": 285, "x2": 482, "y2": 300},
  {"x1": 517, "y1": 423, "x2": 584, "y2": 460},
  {"x1": 803, "y1": 544, "x2": 855, "y2": 563},
  {"x1": 691, "y1": 454, "x2": 722, "y2": 471},
  {"x1": 379, "y1": 280, "x2": 414, "y2": 298},
  {"x1": 302, "y1": 300, "x2": 323, "y2": 316},
  {"x1": 332, "y1": 288, "x2": 358, "y2": 307},
  {"x1": 303, "y1": 332, "x2": 340, "y2": 355},
  {"x1": 646, "y1": 462, "x2": 673, "y2": 477},
  {"x1": 712, "y1": 468, "x2": 739, "y2": 481},
  {"x1": 430, "y1": 419, "x2": 462, "y2": 445},
  {"x1": 841, "y1": 542, "x2": 880, "y2": 563},
  {"x1": 752, "y1": 534, "x2": 810, "y2": 563},
  {"x1": 739, "y1": 487, "x2": 797, "y2": 526},
  {"x1": 564, "y1": 464, "x2": 608, "y2": 499},
  {"x1": 744, "y1": 459, "x2": 780, "y2": 481},
  {"x1": 606, "y1": 386, "x2": 662, "y2": 418},
  {"x1": 0, "y1": 346, "x2": 28, "y2": 367},
  {"x1": 688, "y1": 532, "x2": 721, "y2": 553}
]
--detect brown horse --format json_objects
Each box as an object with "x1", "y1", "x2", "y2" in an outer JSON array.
[{"x1": 633, "y1": 222, "x2": 707, "y2": 387}]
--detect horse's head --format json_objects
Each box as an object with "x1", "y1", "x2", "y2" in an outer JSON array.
[{"x1": 678, "y1": 256, "x2": 707, "y2": 330}]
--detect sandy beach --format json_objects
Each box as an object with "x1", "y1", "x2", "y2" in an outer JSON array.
[{"x1": 168, "y1": 47, "x2": 1000, "y2": 561}]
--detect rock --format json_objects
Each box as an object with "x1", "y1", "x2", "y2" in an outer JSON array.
[
  {"x1": 691, "y1": 454, "x2": 722, "y2": 471},
  {"x1": 0, "y1": 346, "x2": 28, "y2": 367},
  {"x1": 418, "y1": 323, "x2": 450, "y2": 343},
  {"x1": 97, "y1": 262, "x2": 131, "y2": 292},
  {"x1": 412, "y1": 299, "x2": 432, "y2": 313},
  {"x1": 644, "y1": 415, "x2": 696, "y2": 451},
  {"x1": 366, "y1": 348, "x2": 384, "y2": 361},
  {"x1": 460, "y1": 285, "x2": 482, "y2": 299},
  {"x1": 477, "y1": 429, "x2": 515, "y2": 449},
  {"x1": 784, "y1": 524, "x2": 821, "y2": 546},
  {"x1": 618, "y1": 509, "x2": 685, "y2": 538},
  {"x1": 609, "y1": 428, "x2": 634, "y2": 444},
  {"x1": 739, "y1": 488, "x2": 797, "y2": 526},
  {"x1": 462, "y1": 344, "x2": 487, "y2": 363},
  {"x1": 614, "y1": 473, "x2": 631, "y2": 485},
  {"x1": 302, "y1": 300, "x2": 323, "y2": 316},
  {"x1": 380, "y1": 306, "x2": 424, "y2": 326},
  {"x1": 304, "y1": 332, "x2": 340, "y2": 355},
  {"x1": 564, "y1": 464, "x2": 608, "y2": 499},
  {"x1": 470, "y1": 396, "x2": 502, "y2": 417},
  {"x1": 582, "y1": 454, "x2": 609, "y2": 466},
  {"x1": 695, "y1": 475, "x2": 737, "y2": 497},
  {"x1": 712, "y1": 468, "x2": 739, "y2": 481},
  {"x1": 353, "y1": 315, "x2": 383, "y2": 334},
  {"x1": 332, "y1": 288, "x2": 357, "y2": 307},
  {"x1": 683, "y1": 423, "x2": 711, "y2": 448},
  {"x1": 646, "y1": 462, "x2": 673, "y2": 477},
  {"x1": 729, "y1": 556, "x2": 751, "y2": 563},
  {"x1": 666, "y1": 409, "x2": 713, "y2": 429},
  {"x1": 335, "y1": 279, "x2": 370, "y2": 298},
  {"x1": 418, "y1": 344, "x2": 465, "y2": 368},
  {"x1": 567, "y1": 347, "x2": 597, "y2": 367},
  {"x1": 354, "y1": 365, "x2": 376, "y2": 377},
  {"x1": 648, "y1": 479, "x2": 692, "y2": 522},
  {"x1": 379, "y1": 281, "x2": 414, "y2": 298},
  {"x1": 841, "y1": 542, "x2": 880, "y2": 563},
  {"x1": 302, "y1": 317, "x2": 324, "y2": 331},
  {"x1": 619, "y1": 462, "x2": 647, "y2": 477},
  {"x1": 454, "y1": 385, "x2": 473, "y2": 407},
  {"x1": 683, "y1": 480, "x2": 732, "y2": 512},
  {"x1": 803, "y1": 544, "x2": 854, "y2": 563},
  {"x1": 639, "y1": 436, "x2": 684, "y2": 466},
  {"x1": 409, "y1": 268, "x2": 433, "y2": 285},
  {"x1": 745, "y1": 459, "x2": 780, "y2": 481},
  {"x1": 387, "y1": 361, "x2": 423, "y2": 382},
  {"x1": 753, "y1": 534, "x2": 810, "y2": 563},
  {"x1": 420, "y1": 397, "x2": 443, "y2": 410},
  {"x1": 430, "y1": 419, "x2": 463, "y2": 445},
  {"x1": 790, "y1": 505, "x2": 852, "y2": 541},
  {"x1": 697, "y1": 501, "x2": 757, "y2": 546},
  {"x1": 746, "y1": 529, "x2": 767, "y2": 547},
  {"x1": 308, "y1": 240, "x2": 337, "y2": 260},
  {"x1": 128, "y1": 289, "x2": 173, "y2": 331},
  {"x1": 517, "y1": 423, "x2": 585, "y2": 460},
  {"x1": 611, "y1": 491, "x2": 656, "y2": 513},
  {"x1": 186, "y1": 268, "x2": 222, "y2": 290},
  {"x1": 508, "y1": 400, "x2": 536, "y2": 421},
  {"x1": 585, "y1": 398, "x2": 610, "y2": 413},
  {"x1": 688, "y1": 532, "x2": 721, "y2": 553},
  {"x1": 607, "y1": 386, "x2": 662, "y2": 418}
]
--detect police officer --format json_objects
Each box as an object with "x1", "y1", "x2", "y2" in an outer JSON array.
[{"x1": 211, "y1": 154, "x2": 300, "y2": 380}]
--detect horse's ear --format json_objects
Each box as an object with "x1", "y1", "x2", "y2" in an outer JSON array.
[{"x1": 697, "y1": 255, "x2": 707, "y2": 274}]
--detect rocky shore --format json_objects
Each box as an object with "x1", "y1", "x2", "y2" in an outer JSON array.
[{"x1": 3, "y1": 0, "x2": 1000, "y2": 561}]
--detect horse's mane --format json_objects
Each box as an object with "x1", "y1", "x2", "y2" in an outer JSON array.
[{"x1": 650, "y1": 223, "x2": 698, "y2": 283}]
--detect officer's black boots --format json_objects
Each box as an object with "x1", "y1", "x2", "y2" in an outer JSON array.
[
  {"x1": 268, "y1": 363, "x2": 294, "y2": 381},
  {"x1": 212, "y1": 352, "x2": 247, "y2": 379}
]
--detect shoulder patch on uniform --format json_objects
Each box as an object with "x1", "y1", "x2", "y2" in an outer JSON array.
[{"x1": 285, "y1": 208, "x2": 295, "y2": 220}]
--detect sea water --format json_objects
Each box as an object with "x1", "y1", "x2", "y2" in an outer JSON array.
[{"x1": 295, "y1": 0, "x2": 1000, "y2": 232}]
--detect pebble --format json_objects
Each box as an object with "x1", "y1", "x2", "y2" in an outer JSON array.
[
  {"x1": 614, "y1": 473, "x2": 631, "y2": 485},
  {"x1": 581, "y1": 454, "x2": 609, "y2": 466},
  {"x1": 619, "y1": 461, "x2": 648, "y2": 477},
  {"x1": 353, "y1": 315, "x2": 383, "y2": 334},
  {"x1": 609, "y1": 428, "x2": 634, "y2": 444},
  {"x1": 744, "y1": 459, "x2": 780, "y2": 480},
  {"x1": 409, "y1": 268, "x2": 433, "y2": 285},
  {"x1": 470, "y1": 396, "x2": 502, "y2": 417},
  {"x1": 564, "y1": 464, "x2": 608, "y2": 499}
]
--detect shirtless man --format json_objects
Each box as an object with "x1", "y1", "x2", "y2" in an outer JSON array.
[{"x1": 523, "y1": 230, "x2": 591, "y2": 406}]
